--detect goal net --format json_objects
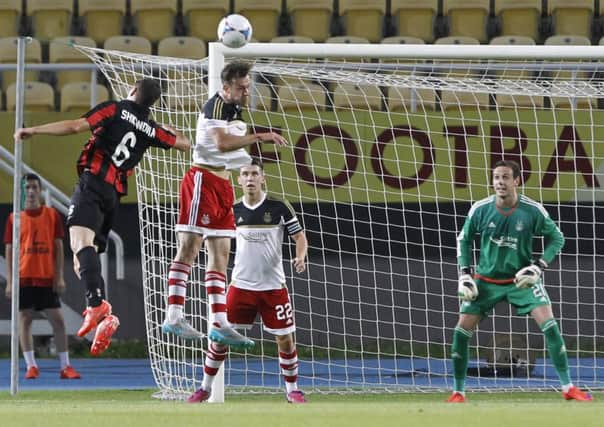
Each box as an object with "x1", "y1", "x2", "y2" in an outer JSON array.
[{"x1": 76, "y1": 42, "x2": 604, "y2": 397}]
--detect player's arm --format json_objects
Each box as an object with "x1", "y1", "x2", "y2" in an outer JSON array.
[
  {"x1": 539, "y1": 215, "x2": 565, "y2": 266},
  {"x1": 456, "y1": 213, "x2": 478, "y2": 301},
  {"x1": 209, "y1": 127, "x2": 288, "y2": 152},
  {"x1": 290, "y1": 231, "x2": 308, "y2": 274},
  {"x1": 53, "y1": 238, "x2": 66, "y2": 294},
  {"x1": 4, "y1": 243, "x2": 12, "y2": 298},
  {"x1": 160, "y1": 125, "x2": 191, "y2": 152},
  {"x1": 14, "y1": 118, "x2": 90, "y2": 141}
]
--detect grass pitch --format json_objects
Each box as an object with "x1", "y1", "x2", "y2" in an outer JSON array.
[{"x1": 0, "y1": 390, "x2": 602, "y2": 427}]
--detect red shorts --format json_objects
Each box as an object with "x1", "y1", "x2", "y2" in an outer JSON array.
[
  {"x1": 226, "y1": 286, "x2": 296, "y2": 336},
  {"x1": 175, "y1": 167, "x2": 236, "y2": 237}
]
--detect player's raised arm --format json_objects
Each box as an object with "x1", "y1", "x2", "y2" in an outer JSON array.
[
  {"x1": 14, "y1": 118, "x2": 91, "y2": 141},
  {"x1": 209, "y1": 127, "x2": 288, "y2": 152},
  {"x1": 161, "y1": 124, "x2": 192, "y2": 152}
]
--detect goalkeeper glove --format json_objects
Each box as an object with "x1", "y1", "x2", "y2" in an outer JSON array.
[
  {"x1": 514, "y1": 259, "x2": 548, "y2": 289},
  {"x1": 458, "y1": 268, "x2": 478, "y2": 301}
]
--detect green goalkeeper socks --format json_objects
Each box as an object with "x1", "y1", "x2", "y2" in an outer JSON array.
[
  {"x1": 541, "y1": 318, "x2": 571, "y2": 386},
  {"x1": 451, "y1": 327, "x2": 472, "y2": 392}
]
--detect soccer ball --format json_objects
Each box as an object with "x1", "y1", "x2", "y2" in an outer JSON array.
[{"x1": 217, "y1": 14, "x2": 253, "y2": 48}]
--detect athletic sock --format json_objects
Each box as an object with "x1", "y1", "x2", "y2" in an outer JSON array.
[
  {"x1": 205, "y1": 271, "x2": 228, "y2": 326},
  {"x1": 201, "y1": 342, "x2": 228, "y2": 391},
  {"x1": 451, "y1": 326, "x2": 473, "y2": 393},
  {"x1": 280, "y1": 349, "x2": 299, "y2": 393},
  {"x1": 23, "y1": 350, "x2": 36, "y2": 368},
  {"x1": 167, "y1": 261, "x2": 191, "y2": 322},
  {"x1": 76, "y1": 246, "x2": 105, "y2": 307},
  {"x1": 541, "y1": 318, "x2": 572, "y2": 386},
  {"x1": 58, "y1": 352, "x2": 70, "y2": 369}
]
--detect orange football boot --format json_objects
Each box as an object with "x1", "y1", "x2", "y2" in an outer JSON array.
[
  {"x1": 77, "y1": 300, "x2": 112, "y2": 337},
  {"x1": 446, "y1": 391, "x2": 466, "y2": 403},
  {"x1": 563, "y1": 386, "x2": 593, "y2": 401},
  {"x1": 60, "y1": 365, "x2": 81, "y2": 379},
  {"x1": 25, "y1": 366, "x2": 39, "y2": 379},
  {"x1": 90, "y1": 314, "x2": 120, "y2": 356}
]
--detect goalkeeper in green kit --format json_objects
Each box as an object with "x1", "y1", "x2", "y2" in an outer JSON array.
[{"x1": 447, "y1": 160, "x2": 592, "y2": 403}]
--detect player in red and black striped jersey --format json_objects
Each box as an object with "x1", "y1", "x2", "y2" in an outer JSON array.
[{"x1": 14, "y1": 79, "x2": 191, "y2": 355}]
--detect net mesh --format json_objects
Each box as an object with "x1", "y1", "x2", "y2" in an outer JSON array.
[{"x1": 76, "y1": 44, "x2": 604, "y2": 397}]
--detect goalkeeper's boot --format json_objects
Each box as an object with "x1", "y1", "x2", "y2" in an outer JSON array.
[
  {"x1": 60, "y1": 366, "x2": 81, "y2": 379},
  {"x1": 446, "y1": 392, "x2": 466, "y2": 403},
  {"x1": 563, "y1": 386, "x2": 593, "y2": 401},
  {"x1": 208, "y1": 323, "x2": 255, "y2": 350},
  {"x1": 25, "y1": 366, "x2": 39, "y2": 379},
  {"x1": 162, "y1": 317, "x2": 204, "y2": 341},
  {"x1": 78, "y1": 300, "x2": 112, "y2": 337},
  {"x1": 187, "y1": 387, "x2": 211, "y2": 403},
  {"x1": 286, "y1": 390, "x2": 307, "y2": 404},
  {"x1": 90, "y1": 314, "x2": 120, "y2": 356}
]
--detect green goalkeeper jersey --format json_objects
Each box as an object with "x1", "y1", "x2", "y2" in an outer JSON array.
[{"x1": 457, "y1": 194, "x2": 564, "y2": 283}]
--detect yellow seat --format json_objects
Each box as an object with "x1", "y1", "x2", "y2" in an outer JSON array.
[
  {"x1": 549, "y1": 0, "x2": 593, "y2": 39},
  {"x1": 104, "y1": 36, "x2": 153, "y2": 55},
  {"x1": 78, "y1": 0, "x2": 126, "y2": 46},
  {"x1": 287, "y1": 0, "x2": 333, "y2": 42},
  {"x1": 60, "y1": 82, "x2": 110, "y2": 114},
  {"x1": 49, "y1": 37, "x2": 97, "y2": 90},
  {"x1": 251, "y1": 82, "x2": 273, "y2": 111},
  {"x1": 339, "y1": 0, "x2": 386, "y2": 43},
  {"x1": 130, "y1": 0, "x2": 177, "y2": 43},
  {"x1": 235, "y1": 0, "x2": 281, "y2": 42},
  {"x1": 443, "y1": 0, "x2": 490, "y2": 43},
  {"x1": 0, "y1": 37, "x2": 41, "y2": 91},
  {"x1": 277, "y1": 82, "x2": 326, "y2": 112},
  {"x1": 381, "y1": 36, "x2": 425, "y2": 45},
  {"x1": 333, "y1": 83, "x2": 383, "y2": 111},
  {"x1": 387, "y1": 86, "x2": 436, "y2": 111},
  {"x1": 0, "y1": 0, "x2": 21, "y2": 38},
  {"x1": 157, "y1": 36, "x2": 206, "y2": 59},
  {"x1": 27, "y1": 0, "x2": 73, "y2": 42},
  {"x1": 325, "y1": 35, "x2": 370, "y2": 62},
  {"x1": 183, "y1": 0, "x2": 229, "y2": 42},
  {"x1": 494, "y1": 0, "x2": 542, "y2": 41},
  {"x1": 390, "y1": 0, "x2": 437, "y2": 43},
  {"x1": 7, "y1": 81, "x2": 54, "y2": 112}
]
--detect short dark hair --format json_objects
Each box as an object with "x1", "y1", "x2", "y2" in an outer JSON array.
[
  {"x1": 250, "y1": 158, "x2": 264, "y2": 170},
  {"x1": 22, "y1": 172, "x2": 41, "y2": 187},
  {"x1": 493, "y1": 160, "x2": 521, "y2": 179},
  {"x1": 221, "y1": 61, "x2": 252, "y2": 85},
  {"x1": 135, "y1": 78, "x2": 162, "y2": 108}
]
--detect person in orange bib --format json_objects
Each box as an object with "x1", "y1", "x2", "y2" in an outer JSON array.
[{"x1": 4, "y1": 173, "x2": 81, "y2": 380}]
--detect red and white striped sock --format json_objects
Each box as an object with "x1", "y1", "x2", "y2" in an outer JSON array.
[
  {"x1": 201, "y1": 342, "x2": 228, "y2": 391},
  {"x1": 205, "y1": 270, "x2": 228, "y2": 325},
  {"x1": 280, "y1": 349, "x2": 299, "y2": 393},
  {"x1": 167, "y1": 261, "x2": 191, "y2": 322}
]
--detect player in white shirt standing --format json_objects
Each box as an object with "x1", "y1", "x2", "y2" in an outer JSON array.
[
  {"x1": 161, "y1": 61, "x2": 288, "y2": 348},
  {"x1": 188, "y1": 159, "x2": 308, "y2": 404}
]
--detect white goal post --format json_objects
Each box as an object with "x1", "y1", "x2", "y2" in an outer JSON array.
[{"x1": 76, "y1": 42, "x2": 604, "y2": 399}]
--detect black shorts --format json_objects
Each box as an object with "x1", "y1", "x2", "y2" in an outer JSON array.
[
  {"x1": 67, "y1": 171, "x2": 119, "y2": 253},
  {"x1": 19, "y1": 287, "x2": 61, "y2": 311}
]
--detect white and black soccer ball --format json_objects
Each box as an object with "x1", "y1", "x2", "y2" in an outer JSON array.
[{"x1": 217, "y1": 14, "x2": 252, "y2": 48}]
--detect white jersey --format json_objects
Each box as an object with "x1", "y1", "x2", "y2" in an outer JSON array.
[
  {"x1": 231, "y1": 194, "x2": 303, "y2": 291},
  {"x1": 193, "y1": 92, "x2": 251, "y2": 170}
]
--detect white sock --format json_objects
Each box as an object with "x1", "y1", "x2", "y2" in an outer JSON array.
[
  {"x1": 213, "y1": 312, "x2": 228, "y2": 326},
  {"x1": 562, "y1": 383, "x2": 574, "y2": 393},
  {"x1": 58, "y1": 352, "x2": 70, "y2": 369},
  {"x1": 167, "y1": 305, "x2": 183, "y2": 322},
  {"x1": 285, "y1": 382, "x2": 298, "y2": 393},
  {"x1": 23, "y1": 350, "x2": 36, "y2": 368}
]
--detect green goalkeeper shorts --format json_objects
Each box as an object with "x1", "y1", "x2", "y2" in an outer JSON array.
[{"x1": 459, "y1": 278, "x2": 551, "y2": 317}]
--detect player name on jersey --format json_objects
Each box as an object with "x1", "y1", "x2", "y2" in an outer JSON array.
[{"x1": 120, "y1": 109, "x2": 156, "y2": 138}]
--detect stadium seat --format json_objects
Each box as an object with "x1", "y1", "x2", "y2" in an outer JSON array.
[
  {"x1": 0, "y1": 0, "x2": 21, "y2": 38},
  {"x1": 270, "y1": 35, "x2": 314, "y2": 43},
  {"x1": 390, "y1": 0, "x2": 437, "y2": 43},
  {"x1": 235, "y1": 0, "x2": 281, "y2": 42},
  {"x1": 130, "y1": 0, "x2": 178, "y2": 44},
  {"x1": 0, "y1": 37, "x2": 41, "y2": 91},
  {"x1": 60, "y1": 82, "x2": 110, "y2": 114},
  {"x1": 443, "y1": 0, "x2": 491, "y2": 43},
  {"x1": 182, "y1": 0, "x2": 230, "y2": 42},
  {"x1": 49, "y1": 37, "x2": 97, "y2": 91},
  {"x1": 338, "y1": 0, "x2": 386, "y2": 43},
  {"x1": 381, "y1": 36, "x2": 425, "y2": 45},
  {"x1": 325, "y1": 35, "x2": 370, "y2": 62},
  {"x1": 494, "y1": 0, "x2": 542, "y2": 41},
  {"x1": 387, "y1": 86, "x2": 436, "y2": 111},
  {"x1": 277, "y1": 82, "x2": 327, "y2": 112},
  {"x1": 78, "y1": 0, "x2": 126, "y2": 46},
  {"x1": 27, "y1": 0, "x2": 73, "y2": 42},
  {"x1": 287, "y1": 0, "x2": 333, "y2": 42},
  {"x1": 333, "y1": 83, "x2": 383, "y2": 111},
  {"x1": 164, "y1": 82, "x2": 207, "y2": 112},
  {"x1": 157, "y1": 36, "x2": 206, "y2": 59},
  {"x1": 251, "y1": 82, "x2": 273, "y2": 111},
  {"x1": 104, "y1": 36, "x2": 152, "y2": 55},
  {"x1": 549, "y1": 0, "x2": 594, "y2": 39},
  {"x1": 7, "y1": 81, "x2": 54, "y2": 112}
]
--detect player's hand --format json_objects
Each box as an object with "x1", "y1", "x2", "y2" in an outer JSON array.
[
  {"x1": 292, "y1": 257, "x2": 306, "y2": 273},
  {"x1": 458, "y1": 274, "x2": 478, "y2": 301},
  {"x1": 514, "y1": 260, "x2": 546, "y2": 289},
  {"x1": 257, "y1": 132, "x2": 288, "y2": 146},
  {"x1": 54, "y1": 278, "x2": 66, "y2": 294},
  {"x1": 14, "y1": 127, "x2": 35, "y2": 141}
]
